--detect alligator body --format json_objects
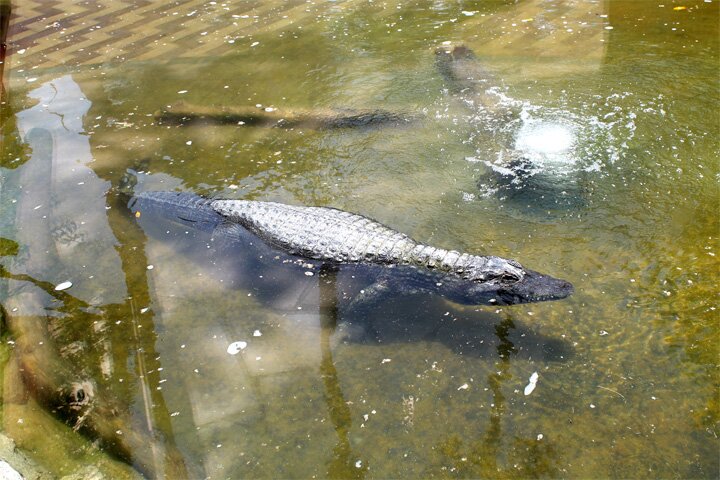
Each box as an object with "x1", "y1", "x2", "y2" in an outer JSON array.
[{"x1": 130, "y1": 191, "x2": 572, "y2": 307}]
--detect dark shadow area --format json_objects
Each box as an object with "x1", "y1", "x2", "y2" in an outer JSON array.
[{"x1": 338, "y1": 297, "x2": 574, "y2": 363}]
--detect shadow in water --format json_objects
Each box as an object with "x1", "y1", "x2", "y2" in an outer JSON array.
[
  {"x1": 0, "y1": 258, "x2": 190, "y2": 478},
  {"x1": 318, "y1": 264, "x2": 368, "y2": 478},
  {"x1": 337, "y1": 295, "x2": 574, "y2": 363},
  {"x1": 429, "y1": 315, "x2": 561, "y2": 477}
]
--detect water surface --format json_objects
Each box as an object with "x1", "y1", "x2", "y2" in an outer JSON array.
[{"x1": 0, "y1": 0, "x2": 718, "y2": 478}]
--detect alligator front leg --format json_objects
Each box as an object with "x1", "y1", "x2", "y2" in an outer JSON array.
[
  {"x1": 344, "y1": 272, "x2": 431, "y2": 316},
  {"x1": 343, "y1": 277, "x2": 393, "y2": 316}
]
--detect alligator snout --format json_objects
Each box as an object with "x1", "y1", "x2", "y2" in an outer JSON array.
[{"x1": 497, "y1": 270, "x2": 573, "y2": 304}]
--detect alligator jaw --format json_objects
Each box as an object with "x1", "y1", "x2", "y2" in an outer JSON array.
[{"x1": 494, "y1": 269, "x2": 574, "y2": 305}]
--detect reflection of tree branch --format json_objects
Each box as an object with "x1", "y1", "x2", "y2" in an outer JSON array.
[
  {"x1": 471, "y1": 315, "x2": 516, "y2": 471},
  {"x1": 0, "y1": 264, "x2": 91, "y2": 312},
  {"x1": 434, "y1": 313, "x2": 560, "y2": 477},
  {"x1": 318, "y1": 264, "x2": 367, "y2": 479},
  {"x1": 1, "y1": 183, "x2": 192, "y2": 478},
  {"x1": 104, "y1": 190, "x2": 190, "y2": 479},
  {"x1": 0, "y1": 0, "x2": 9, "y2": 101}
]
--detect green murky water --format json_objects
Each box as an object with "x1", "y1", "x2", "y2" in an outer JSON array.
[{"x1": 0, "y1": 0, "x2": 718, "y2": 478}]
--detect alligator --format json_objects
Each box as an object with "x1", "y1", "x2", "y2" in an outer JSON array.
[
  {"x1": 435, "y1": 44, "x2": 586, "y2": 210},
  {"x1": 130, "y1": 191, "x2": 573, "y2": 306}
]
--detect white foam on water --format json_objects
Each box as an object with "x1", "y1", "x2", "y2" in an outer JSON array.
[
  {"x1": 453, "y1": 83, "x2": 666, "y2": 206},
  {"x1": 512, "y1": 103, "x2": 579, "y2": 173},
  {"x1": 515, "y1": 122, "x2": 576, "y2": 157}
]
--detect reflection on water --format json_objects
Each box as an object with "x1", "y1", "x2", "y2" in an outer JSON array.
[
  {"x1": 13, "y1": 75, "x2": 126, "y2": 305},
  {"x1": 1, "y1": 0, "x2": 718, "y2": 478}
]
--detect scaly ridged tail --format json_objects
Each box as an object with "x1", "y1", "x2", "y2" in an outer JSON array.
[{"x1": 130, "y1": 191, "x2": 222, "y2": 231}]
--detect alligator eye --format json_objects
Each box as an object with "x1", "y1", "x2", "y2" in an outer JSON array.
[{"x1": 501, "y1": 272, "x2": 522, "y2": 283}]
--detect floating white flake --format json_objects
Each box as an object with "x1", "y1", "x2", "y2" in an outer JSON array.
[
  {"x1": 524, "y1": 372, "x2": 539, "y2": 396},
  {"x1": 54, "y1": 281, "x2": 73, "y2": 291},
  {"x1": 458, "y1": 383, "x2": 469, "y2": 390},
  {"x1": 253, "y1": 330, "x2": 262, "y2": 337},
  {"x1": 227, "y1": 341, "x2": 247, "y2": 354}
]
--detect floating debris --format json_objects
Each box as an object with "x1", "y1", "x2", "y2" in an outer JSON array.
[
  {"x1": 458, "y1": 383, "x2": 469, "y2": 390},
  {"x1": 253, "y1": 330, "x2": 262, "y2": 337},
  {"x1": 227, "y1": 341, "x2": 248, "y2": 355},
  {"x1": 54, "y1": 281, "x2": 72, "y2": 291},
  {"x1": 524, "y1": 371, "x2": 539, "y2": 395}
]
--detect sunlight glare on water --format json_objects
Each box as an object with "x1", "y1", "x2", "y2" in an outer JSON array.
[{"x1": 514, "y1": 121, "x2": 576, "y2": 165}]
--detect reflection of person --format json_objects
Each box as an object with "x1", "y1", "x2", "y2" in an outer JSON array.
[{"x1": 13, "y1": 75, "x2": 126, "y2": 312}]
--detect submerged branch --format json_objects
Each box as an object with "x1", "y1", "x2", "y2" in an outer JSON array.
[{"x1": 154, "y1": 102, "x2": 416, "y2": 129}]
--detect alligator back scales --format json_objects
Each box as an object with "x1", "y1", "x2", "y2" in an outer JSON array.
[{"x1": 211, "y1": 199, "x2": 524, "y2": 284}]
